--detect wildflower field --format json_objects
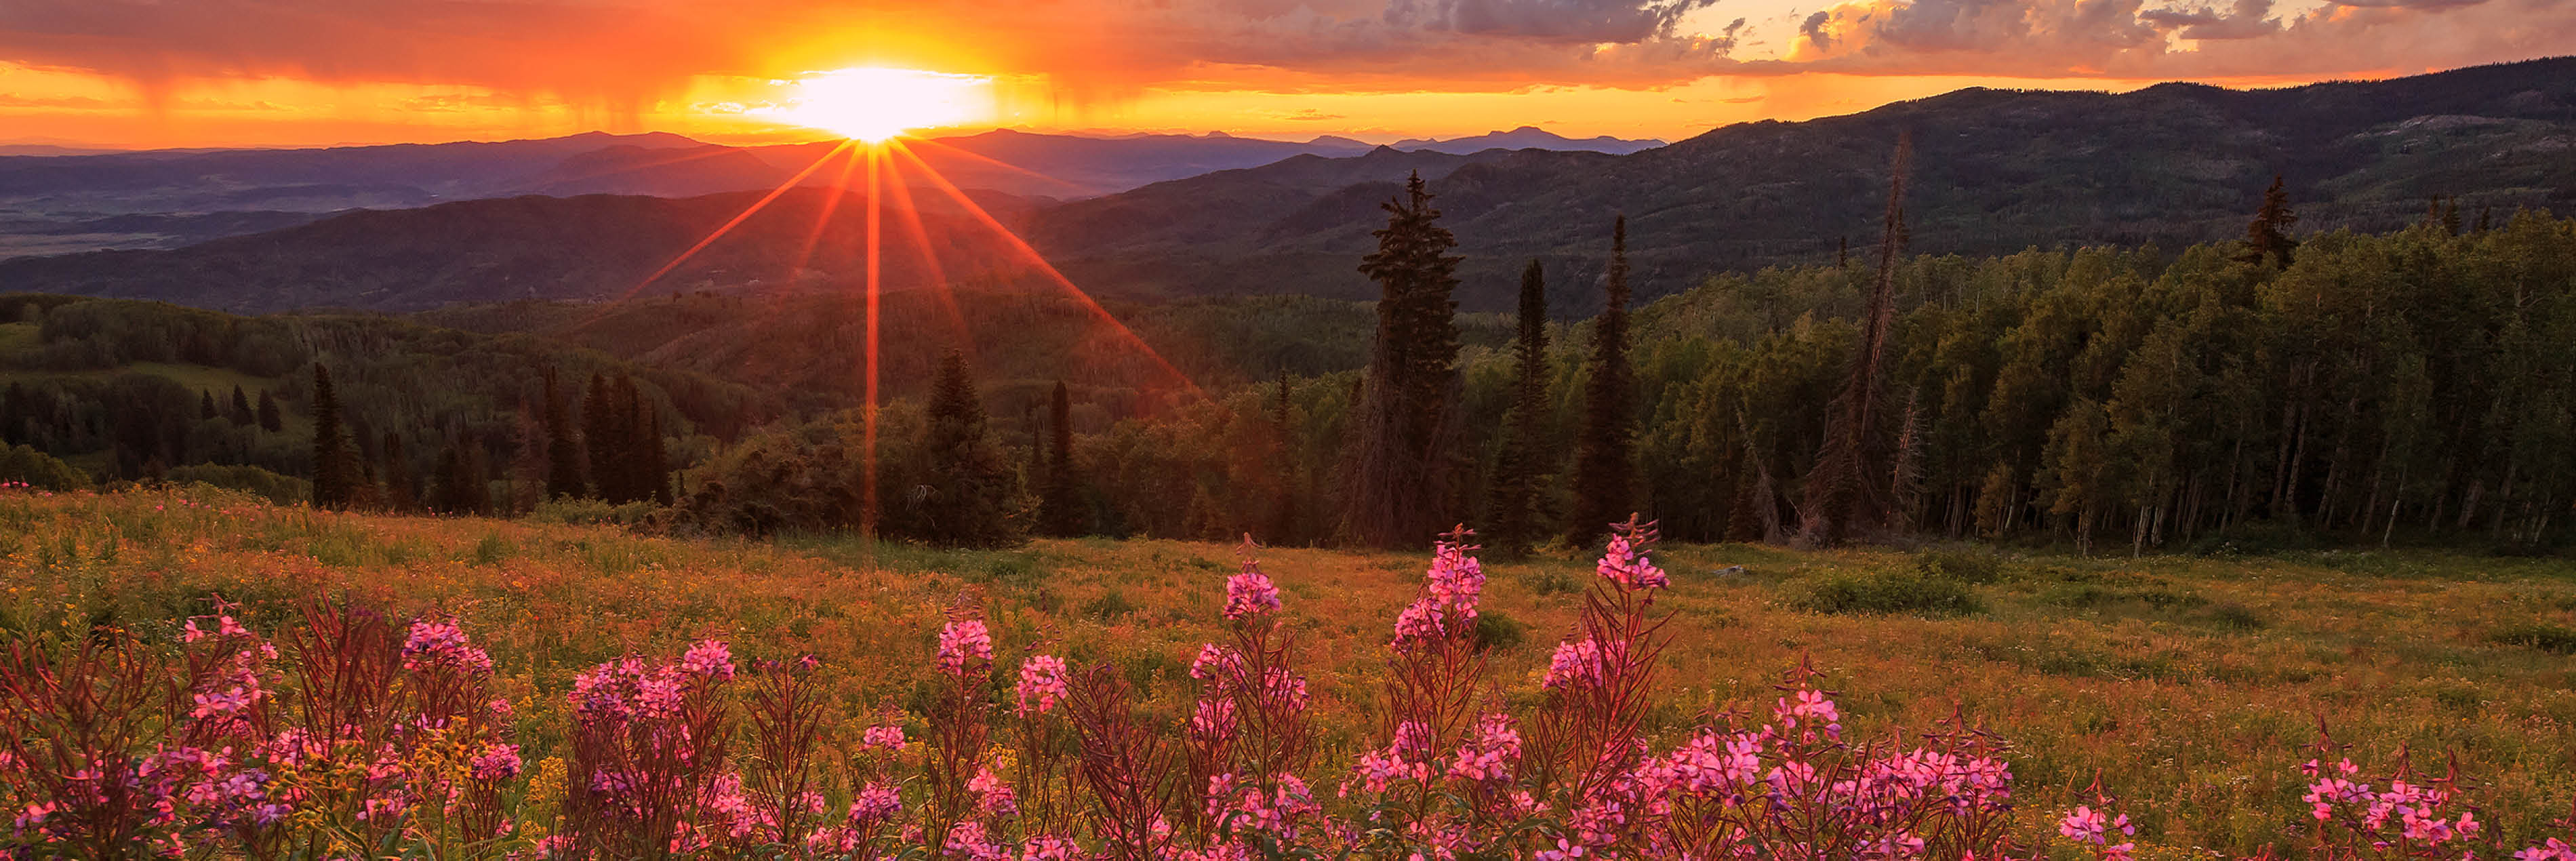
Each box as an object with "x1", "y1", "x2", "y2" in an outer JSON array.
[{"x1": 4, "y1": 485, "x2": 2575, "y2": 859}]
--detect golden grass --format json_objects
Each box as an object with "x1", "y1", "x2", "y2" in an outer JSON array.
[{"x1": 5, "y1": 485, "x2": 2573, "y2": 854}]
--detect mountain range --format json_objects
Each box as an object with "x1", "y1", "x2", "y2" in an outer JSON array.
[{"x1": 1, "y1": 58, "x2": 2570, "y2": 313}]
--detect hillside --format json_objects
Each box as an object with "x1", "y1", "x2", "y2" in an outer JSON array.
[
  {"x1": 0, "y1": 187, "x2": 1046, "y2": 313},
  {"x1": 9, "y1": 487, "x2": 2576, "y2": 854},
  {"x1": 7, "y1": 60, "x2": 2569, "y2": 314},
  {"x1": 1029, "y1": 58, "x2": 2576, "y2": 309}
]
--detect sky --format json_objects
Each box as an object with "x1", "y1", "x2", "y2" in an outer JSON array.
[{"x1": 0, "y1": 0, "x2": 2570, "y2": 149}]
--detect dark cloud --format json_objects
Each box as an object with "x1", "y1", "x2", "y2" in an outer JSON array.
[
  {"x1": 2139, "y1": 0, "x2": 2281, "y2": 39},
  {"x1": 1400, "y1": 0, "x2": 1721, "y2": 41},
  {"x1": 1801, "y1": 10, "x2": 1836, "y2": 48}
]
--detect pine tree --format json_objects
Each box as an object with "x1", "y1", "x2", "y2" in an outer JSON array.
[
  {"x1": 256, "y1": 390, "x2": 282, "y2": 433},
  {"x1": 923, "y1": 352, "x2": 1020, "y2": 547},
  {"x1": 432, "y1": 433, "x2": 487, "y2": 516},
  {"x1": 382, "y1": 431, "x2": 416, "y2": 512},
  {"x1": 199, "y1": 390, "x2": 217, "y2": 422},
  {"x1": 1345, "y1": 172, "x2": 1464, "y2": 548},
  {"x1": 1569, "y1": 218, "x2": 1640, "y2": 546},
  {"x1": 542, "y1": 367, "x2": 584, "y2": 500},
  {"x1": 1038, "y1": 380, "x2": 1085, "y2": 537},
  {"x1": 2241, "y1": 174, "x2": 2299, "y2": 265},
  {"x1": 310, "y1": 363, "x2": 352, "y2": 509},
  {"x1": 647, "y1": 407, "x2": 671, "y2": 506},
  {"x1": 228, "y1": 385, "x2": 254, "y2": 426},
  {"x1": 1268, "y1": 372, "x2": 1299, "y2": 544},
  {"x1": 582, "y1": 372, "x2": 617, "y2": 501},
  {"x1": 1487, "y1": 258, "x2": 1552, "y2": 556}
]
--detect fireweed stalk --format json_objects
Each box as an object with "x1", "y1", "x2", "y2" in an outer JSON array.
[{"x1": 8, "y1": 535, "x2": 2576, "y2": 860}]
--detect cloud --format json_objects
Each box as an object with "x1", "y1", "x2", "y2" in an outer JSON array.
[
  {"x1": 1394, "y1": 0, "x2": 1721, "y2": 42},
  {"x1": 0, "y1": 0, "x2": 2569, "y2": 123},
  {"x1": 2139, "y1": 0, "x2": 2282, "y2": 39}
]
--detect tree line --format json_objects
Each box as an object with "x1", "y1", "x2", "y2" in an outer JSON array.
[{"x1": 718, "y1": 164, "x2": 2573, "y2": 553}]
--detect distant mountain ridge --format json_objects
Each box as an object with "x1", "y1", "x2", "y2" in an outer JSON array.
[
  {"x1": 1390, "y1": 126, "x2": 1664, "y2": 155},
  {"x1": 3, "y1": 58, "x2": 2571, "y2": 313}
]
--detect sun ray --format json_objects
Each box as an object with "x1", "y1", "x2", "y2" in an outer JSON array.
[
  {"x1": 900, "y1": 136, "x2": 1093, "y2": 194},
  {"x1": 786, "y1": 142, "x2": 867, "y2": 285},
  {"x1": 884, "y1": 138, "x2": 1203, "y2": 401},
  {"x1": 876, "y1": 153, "x2": 976, "y2": 363},
  {"x1": 613, "y1": 138, "x2": 858, "y2": 304}
]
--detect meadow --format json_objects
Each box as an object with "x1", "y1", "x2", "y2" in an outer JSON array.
[{"x1": 5, "y1": 485, "x2": 2575, "y2": 858}]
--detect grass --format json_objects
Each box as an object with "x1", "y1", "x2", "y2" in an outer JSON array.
[{"x1": 4, "y1": 486, "x2": 2576, "y2": 853}]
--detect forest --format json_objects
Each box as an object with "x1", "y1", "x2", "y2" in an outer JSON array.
[{"x1": 2, "y1": 184, "x2": 2571, "y2": 555}]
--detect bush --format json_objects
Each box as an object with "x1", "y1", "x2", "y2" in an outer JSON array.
[
  {"x1": 165, "y1": 463, "x2": 307, "y2": 506},
  {"x1": 1792, "y1": 569, "x2": 1982, "y2": 616},
  {"x1": 527, "y1": 496, "x2": 660, "y2": 527},
  {"x1": 1913, "y1": 546, "x2": 2005, "y2": 584},
  {"x1": 0, "y1": 444, "x2": 89, "y2": 490},
  {"x1": 1471, "y1": 609, "x2": 1528, "y2": 652},
  {"x1": 2491, "y1": 622, "x2": 2576, "y2": 654}
]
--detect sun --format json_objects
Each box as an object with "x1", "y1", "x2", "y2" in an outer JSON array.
[{"x1": 766, "y1": 67, "x2": 992, "y2": 142}]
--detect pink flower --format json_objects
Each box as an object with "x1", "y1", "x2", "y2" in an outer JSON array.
[
  {"x1": 970, "y1": 765, "x2": 1018, "y2": 816},
  {"x1": 1594, "y1": 523, "x2": 1668, "y2": 590},
  {"x1": 679, "y1": 639, "x2": 736, "y2": 679},
  {"x1": 2514, "y1": 838, "x2": 2576, "y2": 861},
  {"x1": 1224, "y1": 559, "x2": 1282, "y2": 620},
  {"x1": 1016, "y1": 654, "x2": 1072, "y2": 716},
  {"x1": 401, "y1": 620, "x2": 496, "y2": 675},
  {"x1": 937, "y1": 619, "x2": 994, "y2": 677},
  {"x1": 862, "y1": 723, "x2": 908, "y2": 753},
  {"x1": 1544, "y1": 637, "x2": 1608, "y2": 690}
]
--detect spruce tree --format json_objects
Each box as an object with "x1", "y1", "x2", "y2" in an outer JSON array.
[
  {"x1": 582, "y1": 373, "x2": 617, "y2": 501},
  {"x1": 310, "y1": 363, "x2": 352, "y2": 509},
  {"x1": 2241, "y1": 174, "x2": 2299, "y2": 265},
  {"x1": 542, "y1": 367, "x2": 584, "y2": 500},
  {"x1": 382, "y1": 431, "x2": 416, "y2": 512},
  {"x1": 1487, "y1": 258, "x2": 1551, "y2": 556},
  {"x1": 1569, "y1": 219, "x2": 1638, "y2": 546},
  {"x1": 924, "y1": 351, "x2": 1019, "y2": 547},
  {"x1": 1268, "y1": 373, "x2": 1299, "y2": 544},
  {"x1": 644, "y1": 407, "x2": 670, "y2": 506},
  {"x1": 256, "y1": 391, "x2": 282, "y2": 433},
  {"x1": 228, "y1": 385, "x2": 254, "y2": 426},
  {"x1": 1038, "y1": 380, "x2": 1085, "y2": 536},
  {"x1": 1345, "y1": 172, "x2": 1464, "y2": 548},
  {"x1": 199, "y1": 390, "x2": 217, "y2": 421}
]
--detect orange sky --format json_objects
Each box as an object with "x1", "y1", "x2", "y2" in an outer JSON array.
[{"x1": 1, "y1": 0, "x2": 2569, "y2": 148}]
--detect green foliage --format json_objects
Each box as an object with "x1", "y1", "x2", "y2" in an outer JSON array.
[
  {"x1": 0, "y1": 443, "x2": 87, "y2": 489},
  {"x1": 1569, "y1": 216, "x2": 1636, "y2": 546},
  {"x1": 2490, "y1": 622, "x2": 2576, "y2": 655},
  {"x1": 527, "y1": 497, "x2": 661, "y2": 527},
  {"x1": 1912, "y1": 546, "x2": 2005, "y2": 584},
  {"x1": 164, "y1": 463, "x2": 308, "y2": 506},
  {"x1": 1346, "y1": 173, "x2": 1465, "y2": 548},
  {"x1": 1791, "y1": 569, "x2": 1983, "y2": 616}
]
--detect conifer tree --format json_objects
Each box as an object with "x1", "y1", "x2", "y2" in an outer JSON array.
[
  {"x1": 582, "y1": 372, "x2": 618, "y2": 501},
  {"x1": 257, "y1": 391, "x2": 282, "y2": 433},
  {"x1": 1345, "y1": 172, "x2": 1464, "y2": 548},
  {"x1": 1268, "y1": 373, "x2": 1300, "y2": 544},
  {"x1": 1038, "y1": 380, "x2": 1085, "y2": 537},
  {"x1": 310, "y1": 363, "x2": 353, "y2": 509},
  {"x1": 431, "y1": 433, "x2": 487, "y2": 516},
  {"x1": 2241, "y1": 174, "x2": 2299, "y2": 265},
  {"x1": 542, "y1": 367, "x2": 583, "y2": 500},
  {"x1": 921, "y1": 351, "x2": 1019, "y2": 546},
  {"x1": 228, "y1": 385, "x2": 254, "y2": 426},
  {"x1": 199, "y1": 390, "x2": 217, "y2": 421},
  {"x1": 644, "y1": 406, "x2": 670, "y2": 506},
  {"x1": 1570, "y1": 220, "x2": 1639, "y2": 546},
  {"x1": 382, "y1": 431, "x2": 416, "y2": 512},
  {"x1": 1486, "y1": 260, "x2": 1552, "y2": 555}
]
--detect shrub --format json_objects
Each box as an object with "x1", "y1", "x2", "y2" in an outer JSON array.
[
  {"x1": 0, "y1": 443, "x2": 88, "y2": 491},
  {"x1": 1914, "y1": 546, "x2": 2006, "y2": 584},
  {"x1": 1792, "y1": 569, "x2": 1983, "y2": 616},
  {"x1": 165, "y1": 462, "x2": 307, "y2": 506},
  {"x1": 2492, "y1": 622, "x2": 2576, "y2": 654},
  {"x1": 527, "y1": 496, "x2": 659, "y2": 527}
]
